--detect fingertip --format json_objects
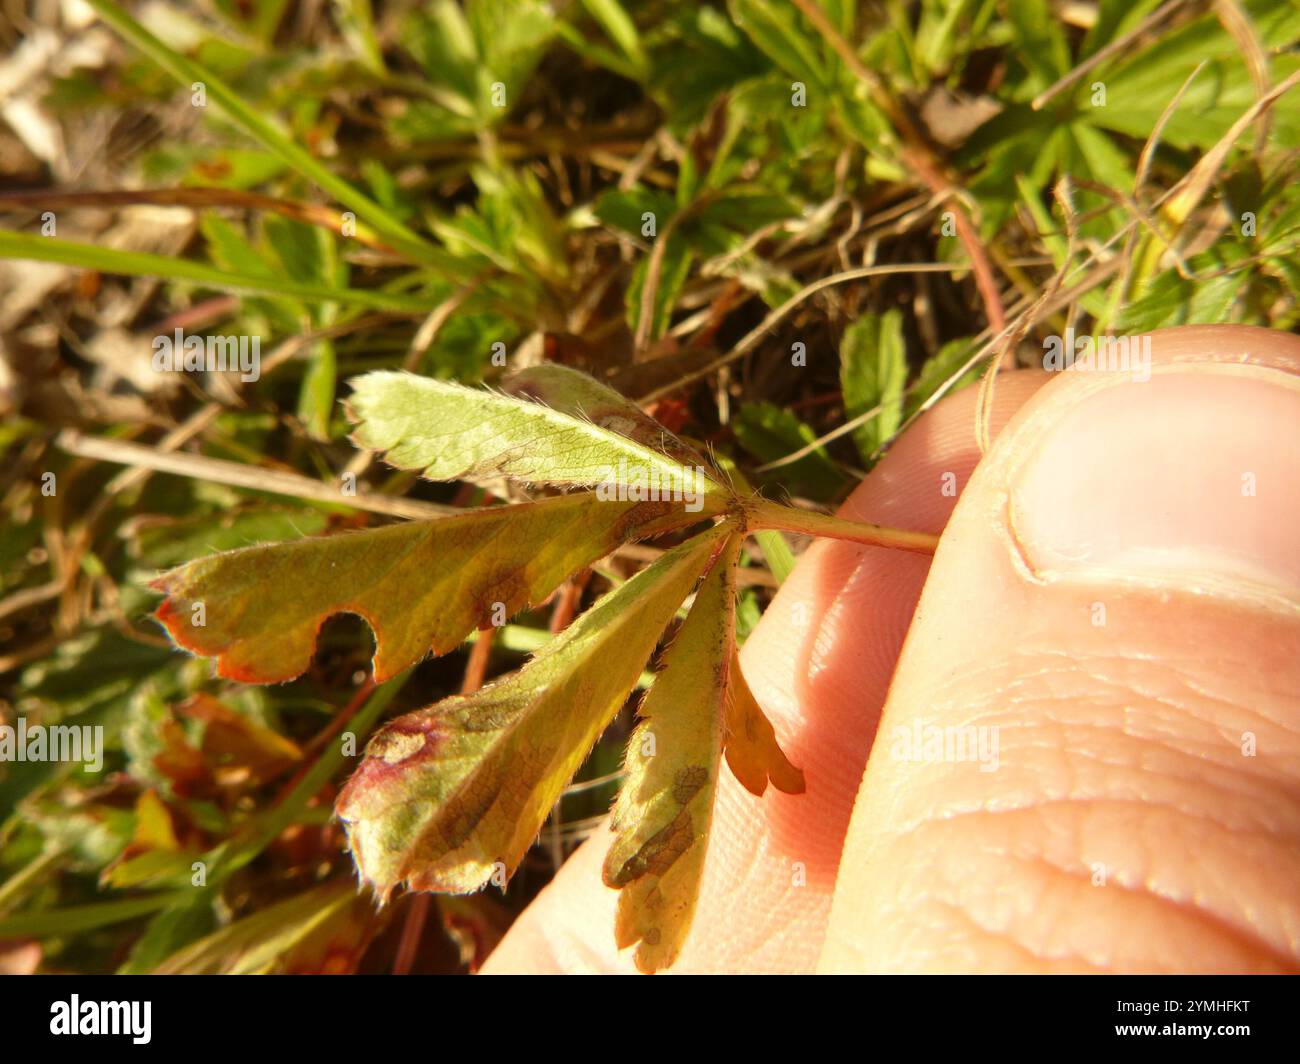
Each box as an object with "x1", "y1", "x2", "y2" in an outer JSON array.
[{"x1": 821, "y1": 326, "x2": 1300, "y2": 973}]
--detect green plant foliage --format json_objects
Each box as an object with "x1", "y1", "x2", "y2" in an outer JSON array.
[{"x1": 4, "y1": 0, "x2": 1298, "y2": 976}]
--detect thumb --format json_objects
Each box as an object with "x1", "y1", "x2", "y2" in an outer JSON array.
[{"x1": 820, "y1": 325, "x2": 1300, "y2": 973}]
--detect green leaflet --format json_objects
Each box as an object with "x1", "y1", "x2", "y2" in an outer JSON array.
[
  {"x1": 840, "y1": 310, "x2": 908, "y2": 463},
  {"x1": 502, "y1": 362, "x2": 711, "y2": 470},
  {"x1": 604, "y1": 533, "x2": 740, "y2": 972},
  {"x1": 336, "y1": 524, "x2": 731, "y2": 898},
  {"x1": 348, "y1": 370, "x2": 732, "y2": 500},
  {"x1": 603, "y1": 534, "x2": 803, "y2": 971},
  {"x1": 153, "y1": 492, "x2": 698, "y2": 684}
]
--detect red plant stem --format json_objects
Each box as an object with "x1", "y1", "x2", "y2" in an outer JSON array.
[
  {"x1": 273, "y1": 675, "x2": 378, "y2": 805},
  {"x1": 787, "y1": 0, "x2": 1007, "y2": 335},
  {"x1": 460, "y1": 629, "x2": 495, "y2": 694},
  {"x1": 548, "y1": 571, "x2": 592, "y2": 635},
  {"x1": 750, "y1": 498, "x2": 940, "y2": 555},
  {"x1": 391, "y1": 893, "x2": 433, "y2": 976}
]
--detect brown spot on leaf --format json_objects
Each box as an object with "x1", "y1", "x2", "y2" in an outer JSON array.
[
  {"x1": 451, "y1": 694, "x2": 519, "y2": 733},
  {"x1": 364, "y1": 715, "x2": 442, "y2": 763},
  {"x1": 607, "y1": 807, "x2": 695, "y2": 886},
  {"x1": 437, "y1": 769, "x2": 502, "y2": 851},
  {"x1": 673, "y1": 765, "x2": 708, "y2": 805},
  {"x1": 374, "y1": 730, "x2": 426, "y2": 765}
]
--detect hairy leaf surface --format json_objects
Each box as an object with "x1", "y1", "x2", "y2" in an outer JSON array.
[
  {"x1": 602, "y1": 533, "x2": 741, "y2": 973},
  {"x1": 349, "y1": 370, "x2": 731, "y2": 499},
  {"x1": 502, "y1": 363, "x2": 711, "y2": 470},
  {"x1": 153, "y1": 493, "x2": 695, "y2": 683},
  {"x1": 336, "y1": 524, "x2": 730, "y2": 898}
]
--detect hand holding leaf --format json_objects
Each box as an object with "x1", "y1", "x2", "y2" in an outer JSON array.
[{"x1": 152, "y1": 365, "x2": 936, "y2": 971}]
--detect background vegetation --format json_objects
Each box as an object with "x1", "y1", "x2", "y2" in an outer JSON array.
[{"x1": 1, "y1": 0, "x2": 1298, "y2": 973}]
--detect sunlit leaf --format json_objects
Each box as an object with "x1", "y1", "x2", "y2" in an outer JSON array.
[
  {"x1": 99, "y1": 789, "x2": 193, "y2": 891},
  {"x1": 337, "y1": 524, "x2": 730, "y2": 898},
  {"x1": 626, "y1": 232, "x2": 694, "y2": 343},
  {"x1": 155, "y1": 880, "x2": 380, "y2": 974},
  {"x1": 841, "y1": 310, "x2": 908, "y2": 463},
  {"x1": 85, "y1": 0, "x2": 443, "y2": 267},
  {"x1": 502, "y1": 362, "x2": 710, "y2": 470},
  {"x1": 178, "y1": 692, "x2": 303, "y2": 786},
  {"x1": 723, "y1": 647, "x2": 804, "y2": 798},
  {"x1": 603, "y1": 533, "x2": 740, "y2": 973},
  {"x1": 732, "y1": 400, "x2": 848, "y2": 503},
  {"x1": 729, "y1": 0, "x2": 832, "y2": 91},
  {"x1": 0, "y1": 231, "x2": 431, "y2": 312},
  {"x1": 153, "y1": 492, "x2": 699, "y2": 683},
  {"x1": 1095, "y1": 4, "x2": 1300, "y2": 151},
  {"x1": 348, "y1": 370, "x2": 733, "y2": 500},
  {"x1": 906, "y1": 335, "x2": 982, "y2": 417},
  {"x1": 1005, "y1": 0, "x2": 1070, "y2": 92}
]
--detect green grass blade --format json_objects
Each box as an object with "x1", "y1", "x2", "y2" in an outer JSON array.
[
  {"x1": 84, "y1": 0, "x2": 442, "y2": 267},
  {"x1": 0, "y1": 891, "x2": 193, "y2": 938},
  {"x1": 0, "y1": 230, "x2": 431, "y2": 313},
  {"x1": 754, "y1": 528, "x2": 796, "y2": 584}
]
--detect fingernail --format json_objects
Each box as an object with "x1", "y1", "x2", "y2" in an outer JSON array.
[{"x1": 1009, "y1": 363, "x2": 1300, "y2": 607}]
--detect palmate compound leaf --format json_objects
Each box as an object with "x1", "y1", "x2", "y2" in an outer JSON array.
[
  {"x1": 602, "y1": 532, "x2": 803, "y2": 973},
  {"x1": 336, "y1": 523, "x2": 732, "y2": 900},
  {"x1": 152, "y1": 492, "x2": 713, "y2": 684},
  {"x1": 143, "y1": 360, "x2": 931, "y2": 971},
  {"x1": 153, "y1": 363, "x2": 733, "y2": 684},
  {"x1": 348, "y1": 369, "x2": 732, "y2": 505}
]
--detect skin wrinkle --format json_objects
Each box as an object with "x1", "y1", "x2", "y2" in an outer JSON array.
[
  {"x1": 996, "y1": 651, "x2": 1300, "y2": 807},
  {"x1": 1056, "y1": 721, "x2": 1275, "y2": 805},
  {"x1": 868, "y1": 876, "x2": 1113, "y2": 973},
  {"x1": 825, "y1": 556, "x2": 914, "y2": 685},
  {"x1": 950, "y1": 660, "x2": 1271, "y2": 776},
  {"x1": 874, "y1": 647, "x2": 1241, "y2": 740},
  {"x1": 832, "y1": 504, "x2": 1300, "y2": 967},
  {"x1": 880, "y1": 715, "x2": 1300, "y2": 843},
  {"x1": 910, "y1": 795, "x2": 1300, "y2": 891},
  {"x1": 926, "y1": 897, "x2": 1105, "y2": 973},
  {"x1": 842, "y1": 712, "x2": 1300, "y2": 967},
  {"x1": 994, "y1": 655, "x2": 1296, "y2": 777},
  {"x1": 887, "y1": 813, "x2": 1297, "y2": 972},
  {"x1": 1007, "y1": 851, "x2": 1297, "y2": 972}
]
